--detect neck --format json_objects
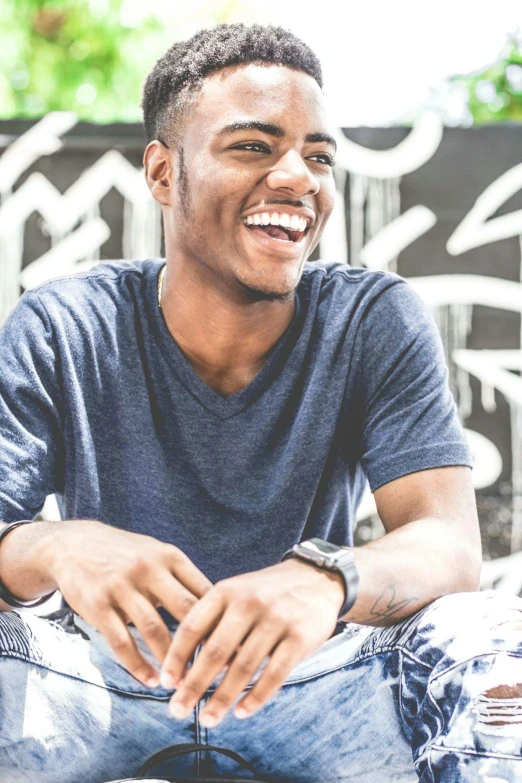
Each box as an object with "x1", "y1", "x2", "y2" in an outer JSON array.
[{"x1": 159, "y1": 258, "x2": 296, "y2": 395}]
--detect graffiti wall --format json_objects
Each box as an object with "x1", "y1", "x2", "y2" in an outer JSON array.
[{"x1": 0, "y1": 114, "x2": 521, "y2": 588}]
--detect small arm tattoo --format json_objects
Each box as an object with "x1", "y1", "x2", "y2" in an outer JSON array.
[{"x1": 362, "y1": 585, "x2": 417, "y2": 627}]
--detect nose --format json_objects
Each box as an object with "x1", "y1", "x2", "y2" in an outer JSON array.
[{"x1": 266, "y1": 150, "x2": 319, "y2": 197}]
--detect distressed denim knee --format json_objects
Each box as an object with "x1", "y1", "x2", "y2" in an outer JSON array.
[{"x1": 398, "y1": 591, "x2": 522, "y2": 781}]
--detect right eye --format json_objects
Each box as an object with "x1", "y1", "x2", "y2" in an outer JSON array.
[{"x1": 231, "y1": 142, "x2": 271, "y2": 154}]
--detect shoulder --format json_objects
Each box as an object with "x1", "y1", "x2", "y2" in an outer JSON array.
[
  {"x1": 300, "y1": 260, "x2": 403, "y2": 295},
  {"x1": 299, "y1": 261, "x2": 412, "y2": 321},
  {"x1": 29, "y1": 259, "x2": 157, "y2": 309},
  {"x1": 21, "y1": 259, "x2": 163, "y2": 337}
]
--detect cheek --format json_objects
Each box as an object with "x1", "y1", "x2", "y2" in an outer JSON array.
[{"x1": 321, "y1": 178, "x2": 337, "y2": 216}]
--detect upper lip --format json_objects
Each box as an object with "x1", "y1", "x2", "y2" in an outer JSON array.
[{"x1": 241, "y1": 204, "x2": 316, "y2": 228}]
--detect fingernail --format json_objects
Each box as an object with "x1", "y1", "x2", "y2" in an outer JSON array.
[
  {"x1": 200, "y1": 712, "x2": 218, "y2": 728},
  {"x1": 160, "y1": 671, "x2": 178, "y2": 689},
  {"x1": 170, "y1": 700, "x2": 188, "y2": 719},
  {"x1": 235, "y1": 706, "x2": 249, "y2": 719},
  {"x1": 146, "y1": 675, "x2": 160, "y2": 688}
]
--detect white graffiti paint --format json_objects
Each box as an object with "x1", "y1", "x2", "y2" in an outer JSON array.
[
  {"x1": 1, "y1": 113, "x2": 521, "y2": 581},
  {"x1": 0, "y1": 114, "x2": 161, "y2": 325},
  {"x1": 0, "y1": 112, "x2": 76, "y2": 200},
  {"x1": 332, "y1": 111, "x2": 444, "y2": 178},
  {"x1": 359, "y1": 205, "x2": 437, "y2": 271},
  {"x1": 447, "y1": 162, "x2": 522, "y2": 255}
]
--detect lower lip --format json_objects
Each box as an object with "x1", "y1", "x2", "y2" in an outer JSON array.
[{"x1": 242, "y1": 223, "x2": 307, "y2": 257}]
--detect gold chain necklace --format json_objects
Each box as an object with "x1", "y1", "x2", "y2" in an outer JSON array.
[{"x1": 157, "y1": 265, "x2": 166, "y2": 309}]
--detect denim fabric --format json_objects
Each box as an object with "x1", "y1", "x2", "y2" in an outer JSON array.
[{"x1": 1, "y1": 591, "x2": 522, "y2": 783}]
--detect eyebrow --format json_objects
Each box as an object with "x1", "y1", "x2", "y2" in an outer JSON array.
[{"x1": 218, "y1": 121, "x2": 337, "y2": 152}]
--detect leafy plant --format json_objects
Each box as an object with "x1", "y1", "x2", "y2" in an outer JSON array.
[
  {"x1": 450, "y1": 31, "x2": 522, "y2": 124},
  {"x1": 0, "y1": 0, "x2": 166, "y2": 121}
]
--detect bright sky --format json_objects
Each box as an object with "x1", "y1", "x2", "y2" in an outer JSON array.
[
  {"x1": 275, "y1": 0, "x2": 522, "y2": 126},
  {"x1": 147, "y1": 0, "x2": 522, "y2": 126}
]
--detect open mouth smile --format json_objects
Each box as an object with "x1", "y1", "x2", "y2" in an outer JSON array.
[{"x1": 242, "y1": 211, "x2": 310, "y2": 244}]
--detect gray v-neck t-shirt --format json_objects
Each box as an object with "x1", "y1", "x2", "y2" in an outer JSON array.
[{"x1": 0, "y1": 260, "x2": 471, "y2": 583}]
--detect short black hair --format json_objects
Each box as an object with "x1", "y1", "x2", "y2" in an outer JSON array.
[{"x1": 141, "y1": 23, "x2": 323, "y2": 146}]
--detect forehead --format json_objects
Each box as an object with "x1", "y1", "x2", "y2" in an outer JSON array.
[{"x1": 186, "y1": 63, "x2": 328, "y2": 139}]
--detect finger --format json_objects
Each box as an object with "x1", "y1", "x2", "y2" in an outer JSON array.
[
  {"x1": 96, "y1": 609, "x2": 160, "y2": 688},
  {"x1": 168, "y1": 608, "x2": 255, "y2": 719},
  {"x1": 149, "y1": 568, "x2": 200, "y2": 621},
  {"x1": 120, "y1": 592, "x2": 173, "y2": 666},
  {"x1": 161, "y1": 588, "x2": 226, "y2": 690},
  {"x1": 199, "y1": 624, "x2": 283, "y2": 728},
  {"x1": 165, "y1": 546, "x2": 213, "y2": 598},
  {"x1": 234, "y1": 637, "x2": 303, "y2": 719}
]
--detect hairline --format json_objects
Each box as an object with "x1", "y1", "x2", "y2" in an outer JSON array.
[{"x1": 154, "y1": 60, "x2": 324, "y2": 148}]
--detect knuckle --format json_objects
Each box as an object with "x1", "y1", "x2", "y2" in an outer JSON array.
[
  {"x1": 234, "y1": 656, "x2": 257, "y2": 676},
  {"x1": 181, "y1": 681, "x2": 202, "y2": 699},
  {"x1": 165, "y1": 543, "x2": 182, "y2": 561},
  {"x1": 232, "y1": 595, "x2": 258, "y2": 615},
  {"x1": 126, "y1": 556, "x2": 149, "y2": 580},
  {"x1": 105, "y1": 574, "x2": 129, "y2": 595},
  {"x1": 107, "y1": 632, "x2": 130, "y2": 653},
  {"x1": 140, "y1": 618, "x2": 164, "y2": 639},
  {"x1": 89, "y1": 591, "x2": 111, "y2": 613},
  {"x1": 130, "y1": 661, "x2": 153, "y2": 679},
  {"x1": 179, "y1": 594, "x2": 197, "y2": 614},
  {"x1": 244, "y1": 690, "x2": 265, "y2": 708},
  {"x1": 266, "y1": 606, "x2": 288, "y2": 625},
  {"x1": 204, "y1": 641, "x2": 228, "y2": 664},
  {"x1": 288, "y1": 627, "x2": 308, "y2": 645},
  {"x1": 265, "y1": 663, "x2": 287, "y2": 683},
  {"x1": 165, "y1": 648, "x2": 186, "y2": 669},
  {"x1": 211, "y1": 691, "x2": 233, "y2": 708},
  {"x1": 213, "y1": 579, "x2": 232, "y2": 598},
  {"x1": 179, "y1": 618, "x2": 201, "y2": 637}
]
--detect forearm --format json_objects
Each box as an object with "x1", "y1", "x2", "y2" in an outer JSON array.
[
  {"x1": 342, "y1": 517, "x2": 481, "y2": 627},
  {"x1": 0, "y1": 521, "x2": 61, "y2": 610}
]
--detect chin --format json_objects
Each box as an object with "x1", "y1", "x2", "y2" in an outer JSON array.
[{"x1": 237, "y1": 262, "x2": 303, "y2": 303}]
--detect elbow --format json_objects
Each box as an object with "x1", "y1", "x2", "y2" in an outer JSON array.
[{"x1": 457, "y1": 539, "x2": 482, "y2": 593}]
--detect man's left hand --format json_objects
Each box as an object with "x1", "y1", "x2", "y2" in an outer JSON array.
[{"x1": 160, "y1": 557, "x2": 345, "y2": 727}]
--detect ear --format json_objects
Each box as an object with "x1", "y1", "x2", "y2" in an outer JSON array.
[{"x1": 143, "y1": 140, "x2": 173, "y2": 206}]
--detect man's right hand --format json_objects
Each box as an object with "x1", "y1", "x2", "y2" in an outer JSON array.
[{"x1": 42, "y1": 520, "x2": 212, "y2": 687}]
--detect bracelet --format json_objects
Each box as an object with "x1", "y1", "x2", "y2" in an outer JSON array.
[{"x1": 0, "y1": 521, "x2": 57, "y2": 608}]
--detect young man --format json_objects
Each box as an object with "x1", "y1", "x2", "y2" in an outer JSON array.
[{"x1": 0, "y1": 22, "x2": 520, "y2": 783}]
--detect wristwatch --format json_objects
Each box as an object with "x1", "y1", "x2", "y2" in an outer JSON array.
[{"x1": 282, "y1": 538, "x2": 359, "y2": 619}]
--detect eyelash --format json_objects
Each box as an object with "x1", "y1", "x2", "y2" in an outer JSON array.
[{"x1": 232, "y1": 142, "x2": 335, "y2": 167}]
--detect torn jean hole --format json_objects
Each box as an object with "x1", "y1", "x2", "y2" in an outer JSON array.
[{"x1": 475, "y1": 691, "x2": 522, "y2": 736}]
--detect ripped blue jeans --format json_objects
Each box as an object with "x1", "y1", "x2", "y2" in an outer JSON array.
[{"x1": 0, "y1": 590, "x2": 522, "y2": 782}]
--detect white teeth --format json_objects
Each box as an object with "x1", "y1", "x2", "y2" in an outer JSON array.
[{"x1": 243, "y1": 212, "x2": 309, "y2": 231}]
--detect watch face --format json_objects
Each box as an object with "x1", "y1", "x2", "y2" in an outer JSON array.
[{"x1": 303, "y1": 539, "x2": 340, "y2": 556}]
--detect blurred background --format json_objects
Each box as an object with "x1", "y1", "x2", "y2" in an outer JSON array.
[{"x1": 0, "y1": 0, "x2": 521, "y2": 591}]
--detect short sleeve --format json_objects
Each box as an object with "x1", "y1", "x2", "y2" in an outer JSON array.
[
  {"x1": 357, "y1": 279, "x2": 472, "y2": 492},
  {"x1": 0, "y1": 293, "x2": 63, "y2": 522}
]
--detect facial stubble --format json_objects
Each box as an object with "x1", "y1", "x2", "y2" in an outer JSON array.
[{"x1": 177, "y1": 149, "x2": 301, "y2": 304}]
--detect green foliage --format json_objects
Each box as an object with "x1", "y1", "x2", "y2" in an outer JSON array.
[
  {"x1": 0, "y1": 0, "x2": 165, "y2": 121},
  {"x1": 451, "y1": 33, "x2": 522, "y2": 124}
]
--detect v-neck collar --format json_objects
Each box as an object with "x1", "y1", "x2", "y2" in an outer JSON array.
[{"x1": 148, "y1": 261, "x2": 303, "y2": 420}]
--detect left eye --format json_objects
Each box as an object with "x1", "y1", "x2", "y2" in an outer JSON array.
[{"x1": 309, "y1": 153, "x2": 335, "y2": 166}]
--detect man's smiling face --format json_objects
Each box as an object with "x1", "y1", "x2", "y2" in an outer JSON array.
[{"x1": 161, "y1": 63, "x2": 336, "y2": 302}]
